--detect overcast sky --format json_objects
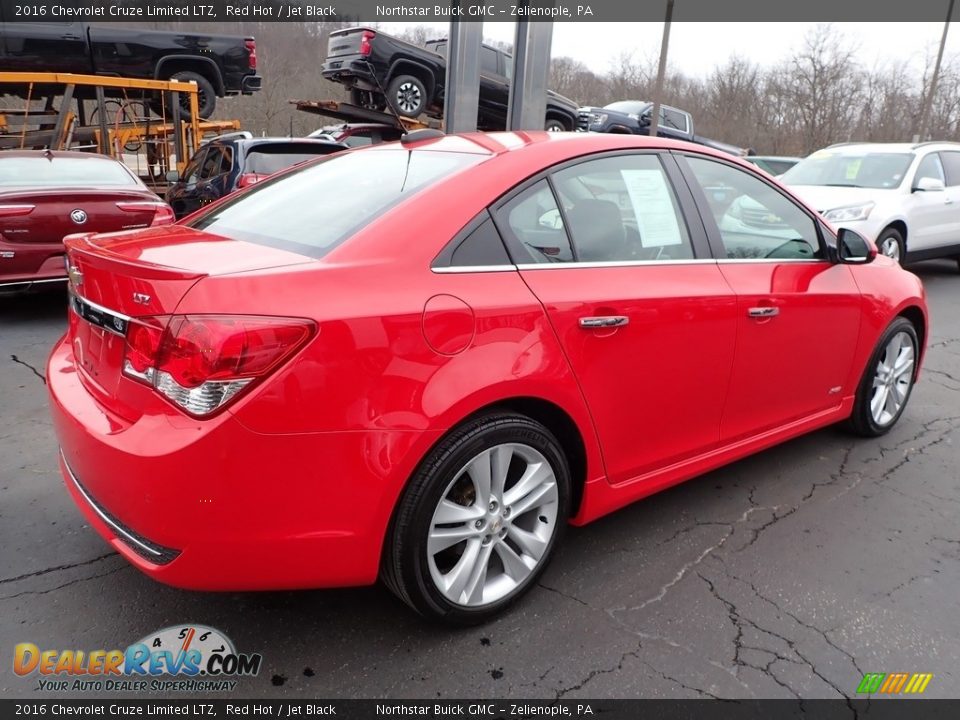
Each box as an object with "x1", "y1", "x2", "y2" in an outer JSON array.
[{"x1": 379, "y1": 22, "x2": 960, "y2": 77}]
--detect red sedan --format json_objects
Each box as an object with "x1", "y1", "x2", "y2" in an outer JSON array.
[
  {"x1": 0, "y1": 150, "x2": 174, "y2": 292},
  {"x1": 48, "y1": 132, "x2": 927, "y2": 623}
]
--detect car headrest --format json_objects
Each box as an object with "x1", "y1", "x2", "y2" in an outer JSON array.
[{"x1": 565, "y1": 199, "x2": 624, "y2": 262}]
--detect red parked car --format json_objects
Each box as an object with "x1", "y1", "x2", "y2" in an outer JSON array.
[
  {"x1": 49, "y1": 132, "x2": 927, "y2": 623},
  {"x1": 0, "y1": 151, "x2": 174, "y2": 292}
]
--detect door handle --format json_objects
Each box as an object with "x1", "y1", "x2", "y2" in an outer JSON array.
[
  {"x1": 945, "y1": 197, "x2": 954, "y2": 205},
  {"x1": 61, "y1": 34, "x2": 82, "y2": 40},
  {"x1": 579, "y1": 316, "x2": 629, "y2": 328},
  {"x1": 747, "y1": 307, "x2": 779, "y2": 318}
]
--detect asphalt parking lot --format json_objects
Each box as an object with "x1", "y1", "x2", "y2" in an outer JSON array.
[{"x1": 1, "y1": 261, "x2": 959, "y2": 701}]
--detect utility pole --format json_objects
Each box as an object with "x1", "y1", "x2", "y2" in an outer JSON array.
[
  {"x1": 649, "y1": 0, "x2": 674, "y2": 138},
  {"x1": 916, "y1": 0, "x2": 955, "y2": 142}
]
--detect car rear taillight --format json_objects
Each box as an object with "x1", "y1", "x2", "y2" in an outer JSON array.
[
  {"x1": 359, "y1": 30, "x2": 375, "y2": 56},
  {"x1": 0, "y1": 204, "x2": 35, "y2": 217},
  {"x1": 116, "y1": 201, "x2": 176, "y2": 227},
  {"x1": 122, "y1": 315, "x2": 315, "y2": 417},
  {"x1": 245, "y1": 38, "x2": 257, "y2": 70},
  {"x1": 237, "y1": 173, "x2": 264, "y2": 188}
]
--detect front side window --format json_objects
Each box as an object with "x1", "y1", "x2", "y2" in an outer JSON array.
[
  {"x1": 914, "y1": 153, "x2": 945, "y2": 186},
  {"x1": 198, "y1": 147, "x2": 225, "y2": 180},
  {"x1": 481, "y1": 47, "x2": 500, "y2": 75},
  {"x1": 686, "y1": 156, "x2": 822, "y2": 260},
  {"x1": 551, "y1": 154, "x2": 694, "y2": 262}
]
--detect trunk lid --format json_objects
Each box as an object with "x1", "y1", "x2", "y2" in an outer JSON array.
[
  {"x1": 327, "y1": 27, "x2": 368, "y2": 58},
  {"x1": 64, "y1": 226, "x2": 314, "y2": 420},
  {"x1": 0, "y1": 189, "x2": 163, "y2": 245}
]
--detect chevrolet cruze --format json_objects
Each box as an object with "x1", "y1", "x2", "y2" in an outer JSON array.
[{"x1": 49, "y1": 132, "x2": 928, "y2": 623}]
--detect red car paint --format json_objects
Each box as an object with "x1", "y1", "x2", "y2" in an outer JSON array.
[
  {"x1": 0, "y1": 151, "x2": 173, "y2": 290},
  {"x1": 48, "y1": 132, "x2": 927, "y2": 592}
]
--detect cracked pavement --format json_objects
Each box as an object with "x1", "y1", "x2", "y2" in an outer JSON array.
[{"x1": 1, "y1": 260, "x2": 959, "y2": 700}]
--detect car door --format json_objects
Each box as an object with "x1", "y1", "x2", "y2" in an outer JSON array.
[
  {"x1": 0, "y1": 22, "x2": 89, "y2": 73},
  {"x1": 933, "y1": 150, "x2": 960, "y2": 246},
  {"x1": 166, "y1": 147, "x2": 206, "y2": 219},
  {"x1": 677, "y1": 153, "x2": 862, "y2": 441},
  {"x1": 493, "y1": 152, "x2": 738, "y2": 484},
  {"x1": 905, "y1": 152, "x2": 954, "y2": 252}
]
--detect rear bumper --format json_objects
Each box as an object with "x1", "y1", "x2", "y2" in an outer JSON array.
[
  {"x1": 240, "y1": 74, "x2": 262, "y2": 93},
  {"x1": 0, "y1": 239, "x2": 66, "y2": 287},
  {"x1": 322, "y1": 58, "x2": 376, "y2": 90},
  {"x1": 48, "y1": 334, "x2": 429, "y2": 591}
]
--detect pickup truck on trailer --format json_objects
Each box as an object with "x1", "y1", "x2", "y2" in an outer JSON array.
[
  {"x1": 0, "y1": 21, "x2": 261, "y2": 118},
  {"x1": 322, "y1": 26, "x2": 579, "y2": 131},
  {"x1": 577, "y1": 100, "x2": 751, "y2": 157}
]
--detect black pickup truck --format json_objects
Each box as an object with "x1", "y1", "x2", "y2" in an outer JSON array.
[
  {"x1": 0, "y1": 21, "x2": 261, "y2": 118},
  {"x1": 577, "y1": 101, "x2": 751, "y2": 157},
  {"x1": 322, "y1": 26, "x2": 579, "y2": 131}
]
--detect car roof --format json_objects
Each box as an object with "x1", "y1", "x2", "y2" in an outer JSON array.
[
  {"x1": 208, "y1": 137, "x2": 346, "y2": 152},
  {"x1": 0, "y1": 149, "x2": 120, "y2": 161},
  {"x1": 821, "y1": 142, "x2": 960, "y2": 154}
]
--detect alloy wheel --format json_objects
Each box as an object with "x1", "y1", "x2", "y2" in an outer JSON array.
[
  {"x1": 870, "y1": 330, "x2": 915, "y2": 426},
  {"x1": 396, "y1": 83, "x2": 422, "y2": 115},
  {"x1": 427, "y1": 443, "x2": 559, "y2": 607},
  {"x1": 879, "y1": 235, "x2": 900, "y2": 260}
]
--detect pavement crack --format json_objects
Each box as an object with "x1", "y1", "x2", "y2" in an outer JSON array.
[
  {"x1": 637, "y1": 660, "x2": 726, "y2": 699},
  {"x1": 537, "y1": 582, "x2": 590, "y2": 608},
  {"x1": 0, "y1": 565, "x2": 126, "y2": 601},
  {"x1": 10, "y1": 354, "x2": 46, "y2": 385},
  {"x1": 554, "y1": 645, "x2": 642, "y2": 699},
  {"x1": 0, "y1": 552, "x2": 117, "y2": 585}
]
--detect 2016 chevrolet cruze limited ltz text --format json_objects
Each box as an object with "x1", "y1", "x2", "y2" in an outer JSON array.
[{"x1": 49, "y1": 132, "x2": 928, "y2": 623}]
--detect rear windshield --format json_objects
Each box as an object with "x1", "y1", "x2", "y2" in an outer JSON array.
[
  {"x1": 244, "y1": 144, "x2": 342, "y2": 175},
  {"x1": 0, "y1": 157, "x2": 138, "y2": 187},
  {"x1": 187, "y1": 149, "x2": 483, "y2": 257}
]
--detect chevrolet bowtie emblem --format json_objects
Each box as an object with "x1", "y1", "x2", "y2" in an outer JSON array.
[{"x1": 67, "y1": 265, "x2": 83, "y2": 286}]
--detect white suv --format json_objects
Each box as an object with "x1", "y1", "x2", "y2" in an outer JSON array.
[{"x1": 779, "y1": 142, "x2": 960, "y2": 268}]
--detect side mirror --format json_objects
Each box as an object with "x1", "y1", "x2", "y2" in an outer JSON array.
[
  {"x1": 913, "y1": 176, "x2": 945, "y2": 192},
  {"x1": 165, "y1": 169, "x2": 180, "y2": 183},
  {"x1": 837, "y1": 228, "x2": 877, "y2": 264}
]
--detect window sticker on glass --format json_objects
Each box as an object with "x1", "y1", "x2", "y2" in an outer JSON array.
[
  {"x1": 620, "y1": 169, "x2": 684, "y2": 247},
  {"x1": 845, "y1": 159, "x2": 862, "y2": 180}
]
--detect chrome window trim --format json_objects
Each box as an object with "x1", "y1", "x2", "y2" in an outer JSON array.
[
  {"x1": 61, "y1": 449, "x2": 164, "y2": 559},
  {"x1": 516, "y1": 259, "x2": 718, "y2": 270},
  {"x1": 431, "y1": 264, "x2": 517, "y2": 274},
  {"x1": 715, "y1": 258, "x2": 829, "y2": 264}
]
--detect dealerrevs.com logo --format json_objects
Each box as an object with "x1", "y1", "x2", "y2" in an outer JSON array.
[{"x1": 14, "y1": 625, "x2": 262, "y2": 692}]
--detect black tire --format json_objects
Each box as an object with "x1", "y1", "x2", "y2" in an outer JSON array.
[
  {"x1": 381, "y1": 412, "x2": 571, "y2": 624},
  {"x1": 876, "y1": 226, "x2": 905, "y2": 264},
  {"x1": 848, "y1": 317, "x2": 919, "y2": 437},
  {"x1": 152, "y1": 70, "x2": 216, "y2": 120},
  {"x1": 545, "y1": 117, "x2": 567, "y2": 132},
  {"x1": 386, "y1": 74, "x2": 427, "y2": 118},
  {"x1": 350, "y1": 87, "x2": 386, "y2": 111}
]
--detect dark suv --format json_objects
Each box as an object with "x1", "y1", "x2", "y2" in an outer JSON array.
[{"x1": 166, "y1": 134, "x2": 345, "y2": 219}]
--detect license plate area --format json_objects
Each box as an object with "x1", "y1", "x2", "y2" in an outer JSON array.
[{"x1": 69, "y1": 293, "x2": 129, "y2": 394}]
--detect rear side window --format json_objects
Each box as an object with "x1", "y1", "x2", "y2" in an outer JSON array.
[
  {"x1": 0, "y1": 157, "x2": 139, "y2": 187},
  {"x1": 187, "y1": 149, "x2": 482, "y2": 257}
]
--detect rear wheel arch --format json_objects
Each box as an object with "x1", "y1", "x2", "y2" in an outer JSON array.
[
  {"x1": 155, "y1": 56, "x2": 225, "y2": 96},
  {"x1": 380, "y1": 395, "x2": 590, "y2": 567}
]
